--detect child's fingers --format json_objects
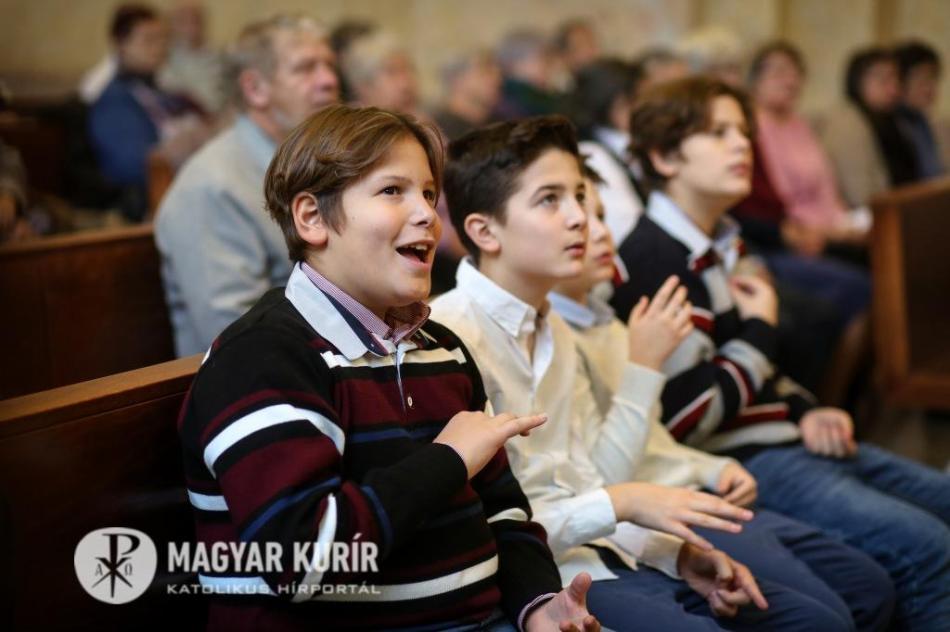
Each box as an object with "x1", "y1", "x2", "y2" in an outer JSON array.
[
  {"x1": 629, "y1": 296, "x2": 649, "y2": 321},
  {"x1": 649, "y1": 276, "x2": 680, "y2": 314},
  {"x1": 499, "y1": 413, "x2": 548, "y2": 439}
]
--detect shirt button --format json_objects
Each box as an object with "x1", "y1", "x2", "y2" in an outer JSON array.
[{"x1": 407, "y1": 395, "x2": 414, "y2": 409}]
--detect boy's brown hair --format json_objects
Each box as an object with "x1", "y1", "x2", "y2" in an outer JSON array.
[
  {"x1": 265, "y1": 104, "x2": 444, "y2": 261},
  {"x1": 629, "y1": 76, "x2": 754, "y2": 193}
]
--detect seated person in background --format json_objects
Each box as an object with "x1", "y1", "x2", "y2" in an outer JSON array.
[
  {"x1": 432, "y1": 50, "x2": 502, "y2": 142},
  {"x1": 431, "y1": 114, "x2": 874, "y2": 632},
  {"x1": 611, "y1": 76, "x2": 950, "y2": 632},
  {"x1": 551, "y1": 18, "x2": 602, "y2": 89},
  {"x1": 342, "y1": 31, "x2": 421, "y2": 117},
  {"x1": 895, "y1": 40, "x2": 945, "y2": 180},
  {"x1": 155, "y1": 14, "x2": 339, "y2": 357},
  {"x1": 820, "y1": 47, "x2": 918, "y2": 207},
  {"x1": 158, "y1": 0, "x2": 226, "y2": 114},
  {"x1": 179, "y1": 103, "x2": 599, "y2": 632},
  {"x1": 0, "y1": 139, "x2": 35, "y2": 243},
  {"x1": 675, "y1": 26, "x2": 744, "y2": 87},
  {"x1": 88, "y1": 3, "x2": 209, "y2": 221},
  {"x1": 493, "y1": 29, "x2": 567, "y2": 119},
  {"x1": 572, "y1": 58, "x2": 647, "y2": 244},
  {"x1": 549, "y1": 164, "x2": 894, "y2": 632},
  {"x1": 635, "y1": 48, "x2": 688, "y2": 93}
]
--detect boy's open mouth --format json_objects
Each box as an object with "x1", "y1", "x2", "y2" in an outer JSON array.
[{"x1": 397, "y1": 243, "x2": 431, "y2": 263}]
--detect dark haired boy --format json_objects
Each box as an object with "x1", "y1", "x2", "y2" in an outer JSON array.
[
  {"x1": 178, "y1": 104, "x2": 599, "y2": 631},
  {"x1": 430, "y1": 115, "x2": 869, "y2": 632},
  {"x1": 612, "y1": 76, "x2": 950, "y2": 631}
]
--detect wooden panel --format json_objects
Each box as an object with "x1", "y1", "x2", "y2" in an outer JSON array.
[
  {"x1": 0, "y1": 225, "x2": 175, "y2": 399},
  {"x1": 870, "y1": 177, "x2": 950, "y2": 409},
  {"x1": 0, "y1": 355, "x2": 204, "y2": 630}
]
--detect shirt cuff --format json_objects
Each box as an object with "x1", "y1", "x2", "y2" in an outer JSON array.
[
  {"x1": 518, "y1": 592, "x2": 558, "y2": 631},
  {"x1": 638, "y1": 530, "x2": 685, "y2": 579},
  {"x1": 615, "y1": 362, "x2": 667, "y2": 410}
]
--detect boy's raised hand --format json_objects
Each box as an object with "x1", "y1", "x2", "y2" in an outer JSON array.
[
  {"x1": 525, "y1": 572, "x2": 601, "y2": 632},
  {"x1": 627, "y1": 275, "x2": 694, "y2": 370},
  {"x1": 677, "y1": 543, "x2": 769, "y2": 617},
  {"x1": 728, "y1": 275, "x2": 778, "y2": 326},
  {"x1": 606, "y1": 482, "x2": 753, "y2": 551},
  {"x1": 800, "y1": 407, "x2": 858, "y2": 459},
  {"x1": 434, "y1": 411, "x2": 547, "y2": 479}
]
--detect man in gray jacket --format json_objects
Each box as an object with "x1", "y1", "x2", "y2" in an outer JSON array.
[{"x1": 155, "y1": 14, "x2": 339, "y2": 356}]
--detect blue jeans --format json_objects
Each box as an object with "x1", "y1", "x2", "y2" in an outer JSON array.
[
  {"x1": 586, "y1": 548, "x2": 854, "y2": 631},
  {"x1": 699, "y1": 509, "x2": 894, "y2": 631},
  {"x1": 743, "y1": 443, "x2": 950, "y2": 632}
]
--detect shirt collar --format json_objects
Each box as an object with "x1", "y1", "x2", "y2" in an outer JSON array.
[
  {"x1": 285, "y1": 263, "x2": 430, "y2": 359},
  {"x1": 646, "y1": 191, "x2": 742, "y2": 267},
  {"x1": 548, "y1": 291, "x2": 615, "y2": 329},
  {"x1": 234, "y1": 115, "x2": 278, "y2": 174},
  {"x1": 456, "y1": 258, "x2": 545, "y2": 338},
  {"x1": 593, "y1": 126, "x2": 631, "y2": 159}
]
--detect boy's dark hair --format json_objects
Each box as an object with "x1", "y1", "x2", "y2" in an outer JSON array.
[
  {"x1": 572, "y1": 58, "x2": 643, "y2": 138},
  {"x1": 844, "y1": 46, "x2": 895, "y2": 107},
  {"x1": 110, "y1": 3, "x2": 158, "y2": 43},
  {"x1": 265, "y1": 104, "x2": 444, "y2": 262},
  {"x1": 894, "y1": 40, "x2": 941, "y2": 81},
  {"x1": 445, "y1": 116, "x2": 580, "y2": 262},
  {"x1": 748, "y1": 40, "x2": 806, "y2": 85},
  {"x1": 629, "y1": 76, "x2": 754, "y2": 193}
]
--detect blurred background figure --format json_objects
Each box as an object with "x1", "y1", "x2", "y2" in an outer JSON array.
[
  {"x1": 158, "y1": 0, "x2": 226, "y2": 114},
  {"x1": 573, "y1": 58, "x2": 647, "y2": 244},
  {"x1": 821, "y1": 47, "x2": 917, "y2": 208},
  {"x1": 87, "y1": 3, "x2": 209, "y2": 221},
  {"x1": 895, "y1": 40, "x2": 944, "y2": 180},
  {"x1": 552, "y1": 18, "x2": 601, "y2": 89},
  {"x1": 343, "y1": 31, "x2": 420, "y2": 115},
  {"x1": 676, "y1": 25, "x2": 745, "y2": 85},
  {"x1": 432, "y1": 49, "x2": 502, "y2": 141},
  {"x1": 0, "y1": 140, "x2": 35, "y2": 243},
  {"x1": 635, "y1": 47, "x2": 689, "y2": 92},
  {"x1": 329, "y1": 19, "x2": 376, "y2": 102},
  {"x1": 494, "y1": 28, "x2": 565, "y2": 118}
]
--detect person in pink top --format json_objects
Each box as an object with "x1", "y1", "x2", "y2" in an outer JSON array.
[{"x1": 748, "y1": 42, "x2": 868, "y2": 251}]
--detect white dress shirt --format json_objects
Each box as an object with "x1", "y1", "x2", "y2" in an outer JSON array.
[{"x1": 431, "y1": 260, "x2": 684, "y2": 585}]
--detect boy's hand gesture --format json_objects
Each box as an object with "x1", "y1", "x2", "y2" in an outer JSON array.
[
  {"x1": 627, "y1": 276, "x2": 694, "y2": 370},
  {"x1": 435, "y1": 411, "x2": 547, "y2": 479},
  {"x1": 678, "y1": 544, "x2": 769, "y2": 617},
  {"x1": 716, "y1": 462, "x2": 758, "y2": 507},
  {"x1": 606, "y1": 482, "x2": 753, "y2": 551},
  {"x1": 728, "y1": 275, "x2": 778, "y2": 326},
  {"x1": 800, "y1": 407, "x2": 858, "y2": 459},
  {"x1": 525, "y1": 572, "x2": 601, "y2": 632}
]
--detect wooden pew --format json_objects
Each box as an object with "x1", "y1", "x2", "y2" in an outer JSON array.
[
  {"x1": 0, "y1": 225, "x2": 175, "y2": 399},
  {"x1": 0, "y1": 355, "x2": 204, "y2": 630},
  {"x1": 870, "y1": 176, "x2": 950, "y2": 410},
  {"x1": 147, "y1": 149, "x2": 176, "y2": 220}
]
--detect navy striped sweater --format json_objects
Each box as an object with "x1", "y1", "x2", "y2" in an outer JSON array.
[
  {"x1": 610, "y1": 215, "x2": 816, "y2": 458},
  {"x1": 177, "y1": 281, "x2": 561, "y2": 631}
]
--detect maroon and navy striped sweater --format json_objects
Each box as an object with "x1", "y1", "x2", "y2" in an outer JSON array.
[
  {"x1": 610, "y1": 214, "x2": 816, "y2": 460},
  {"x1": 177, "y1": 275, "x2": 561, "y2": 631}
]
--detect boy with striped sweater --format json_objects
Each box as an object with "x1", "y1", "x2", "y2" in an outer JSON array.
[
  {"x1": 177, "y1": 105, "x2": 599, "y2": 631},
  {"x1": 610, "y1": 76, "x2": 950, "y2": 631}
]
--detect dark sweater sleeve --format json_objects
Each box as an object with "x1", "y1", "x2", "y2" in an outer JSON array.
[{"x1": 183, "y1": 329, "x2": 468, "y2": 596}]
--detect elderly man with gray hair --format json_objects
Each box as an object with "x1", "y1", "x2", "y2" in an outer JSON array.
[{"x1": 155, "y1": 13, "x2": 339, "y2": 357}]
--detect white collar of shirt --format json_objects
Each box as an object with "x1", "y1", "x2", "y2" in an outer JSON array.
[
  {"x1": 548, "y1": 292, "x2": 615, "y2": 329},
  {"x1": 646, "y1": 191, "x2": 742, "y2": 272},
  {"x1": 285, "y1": 263, "x2": 424, "y2": 360},
  {"x1": 593, "y1": 126, "x2": 632, "y2": 161},
  {"x1": 456, "y1": 258, "x2": 546, "y2": 338}
]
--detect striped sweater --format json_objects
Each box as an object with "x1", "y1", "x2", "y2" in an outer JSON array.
[
  {"x1": 177, "y1": 265, "x2": 561, "y2": 631},
  {"x1": 610, "y1": 194, "x2": 816, "y2": 458}
]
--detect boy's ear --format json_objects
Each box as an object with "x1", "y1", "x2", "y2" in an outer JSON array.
[
  {"x1": 648, "y1": 147, "x2": 681, "y2": 179},
  {"x1": 292, "y1": 192, "x2": 330, "y2": 248},
  {"x1": 463, "y1": 212, "x2": 501, "y2": 256}
]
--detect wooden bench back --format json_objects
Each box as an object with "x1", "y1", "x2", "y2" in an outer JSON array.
[
  {"x1": 0, "y1": 355, "x2": 204, "y2": 630},
  {"x1": 870, "y1": 176, "x2": 950, "y2": 409},
  {"x1": 0, "y1": 225, "x2": 175, "y2": 399}
]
